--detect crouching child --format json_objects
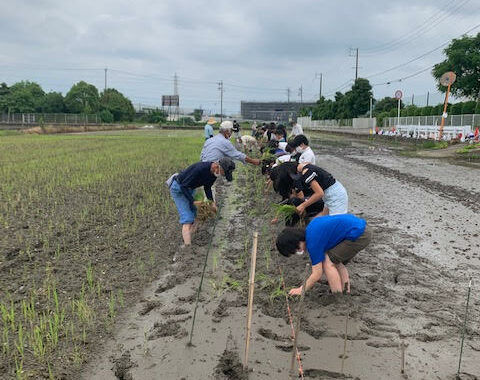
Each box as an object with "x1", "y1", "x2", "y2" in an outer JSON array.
[
  {"x1": 276, "y1": 214, "x2": 372, "y2": 295},
  {"x1": 166, "y1": 158, "x2": 236, "y2": 248}
]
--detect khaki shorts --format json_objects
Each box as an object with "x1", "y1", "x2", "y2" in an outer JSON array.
[{"x1": 327, "y1": 225, "x2": 372, "y2": 265}]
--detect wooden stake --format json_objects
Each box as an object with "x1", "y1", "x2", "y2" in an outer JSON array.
[
  {"x1": 290, "y1": 263, "x2": 310, "y2": 379},
  {"x1": 243, "y1": 231, "x2": 258, "y2": 369},
  {"x1": 341, "y1": 312, "x2": 349, "y2": 374}
]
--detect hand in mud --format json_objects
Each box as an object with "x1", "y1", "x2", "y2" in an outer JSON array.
[
  {"x1": 270, "y1": 217, "x2": 279, "y2": 225},
  {"x1": 211, "y1": 203, "x2": 217, "y2": 213},
  {"x1": 289, "y1": 286, "x2": 303, "y2": 296}
]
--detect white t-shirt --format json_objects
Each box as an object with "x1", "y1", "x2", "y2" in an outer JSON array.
[
  {"x1": 298, "y1": 147, "x2": 316, "y2": 165},
  {"x1": 278, "y1": 142, "x2": 288, "y2": 150},
  {"x1": 291, "y1": 123, "x2": 304, "y2": 136}
]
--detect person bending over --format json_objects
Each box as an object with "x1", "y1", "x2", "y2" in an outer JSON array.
[
  {"x1": 276, "y1": 214, "x2": 372, "y2": 295},
  {"x1": 167, "y1": 158, "x2": 236, "y2": 247}
]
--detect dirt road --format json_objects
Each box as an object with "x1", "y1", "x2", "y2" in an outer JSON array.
[{"x1": 82, "y1": 134, "x2": 480, "y2": 380}]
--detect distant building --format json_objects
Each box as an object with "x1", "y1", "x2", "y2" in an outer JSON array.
[{"x1": 240, "y1": 101, "x2": 317, "y2": 122}]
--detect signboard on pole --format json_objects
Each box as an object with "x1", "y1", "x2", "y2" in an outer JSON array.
[
  {"x1": 394, "y1": 90, "x2": 403, "y2": 100},
  {"x1": 162, "y1": 95, "x2": 179, "y2": 107}
]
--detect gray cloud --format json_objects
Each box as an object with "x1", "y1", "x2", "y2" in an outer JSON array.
[{"x1": 0, "y1": 0, "x2": 478, "y2": 113}]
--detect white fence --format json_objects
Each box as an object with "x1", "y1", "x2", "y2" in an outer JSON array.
[
  {"x1": 298, "y1": 116, "x2": 353, "y2": 129},
  {"x1": 391, "y1": 125, "x2": 473, "y2": 141},
  {"x1": 0, "y1": 113, "x2": 100, "y2": 126},
  {"x1": 384, "y1": 114, "x2": 480, "y2": 128}
]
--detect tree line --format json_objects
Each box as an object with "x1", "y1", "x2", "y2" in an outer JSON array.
[
  {"x1": 0, "y1": 81, "x2": 136, "y2": 123},
  {"x1": 300, "y1": 33, "x2": 480, "y2": 124}
]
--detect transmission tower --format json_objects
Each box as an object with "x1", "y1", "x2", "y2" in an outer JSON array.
[{"x1": 173, "y1": 73, "x2": 179, "y2": 120}]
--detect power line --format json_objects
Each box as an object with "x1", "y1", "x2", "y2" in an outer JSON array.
[
  {"x1": 363, "y1": 0, "x2": 471, "y2": 55},
  {"x1": 365, "y1": 22, "x2": 480, "y2": 80}
]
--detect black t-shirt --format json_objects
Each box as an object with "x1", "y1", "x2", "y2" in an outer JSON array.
[
  {"x1": 294, "y1": 164, "x2": 336, "y2": 197},
  {"x1": 232, "y1": 123, "x2": 240, "y2": 132}
]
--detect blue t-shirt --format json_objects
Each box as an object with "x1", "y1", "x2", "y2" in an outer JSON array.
[{"x1": 306, "y1": 214, "x2": 367, "y2": 265}]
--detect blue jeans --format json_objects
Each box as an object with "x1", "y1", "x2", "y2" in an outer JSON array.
[
  {"x1": 323, "y1": 181, "x2": 348, "y2": 215},
  {"x1": 170, "y1": 180, "x2": 196, "y2": 224}
]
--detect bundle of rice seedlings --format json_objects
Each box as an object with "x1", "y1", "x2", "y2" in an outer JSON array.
[
  {"x1": 272, "y1": 204, "x2": 297, "y2": 223},
  {"x1": 193, "y1": 192, "x2": 204, "y2": 202},
  {"x1": 196, "y1": 201, "x2": 217, "y2": 222}
]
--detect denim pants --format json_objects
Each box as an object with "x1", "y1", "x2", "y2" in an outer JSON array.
[{"x1": 170, "y1": 180, "x2": 196, "y2": 224}]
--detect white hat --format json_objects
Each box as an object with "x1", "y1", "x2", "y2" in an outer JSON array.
[{"x1": 219, "y1": 120, "x2": 233, "y2": 130}]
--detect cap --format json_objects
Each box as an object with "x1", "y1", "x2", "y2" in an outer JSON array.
[
  {"x1": 219, "y1": 157, "x2": 236, "y2": 182},
  {"x1": 220, "y1": 120, "x2": 233, "y2": 130}
]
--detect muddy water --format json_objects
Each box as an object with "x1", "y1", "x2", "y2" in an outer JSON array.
[{"x1": 82, "y1": 136, "x2": 480, "y2": 380}]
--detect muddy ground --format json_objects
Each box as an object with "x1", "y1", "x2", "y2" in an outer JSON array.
[{"x1": 82, "y1": 134, "x2": 480, "y2": 380}]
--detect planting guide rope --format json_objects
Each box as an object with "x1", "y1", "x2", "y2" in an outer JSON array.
[
  {"x1": 187, "y1": 203, "x2": 222, "y2": 346},
  {"x1": 279, "y1": 266, "x2": 305, "y2": 379}
]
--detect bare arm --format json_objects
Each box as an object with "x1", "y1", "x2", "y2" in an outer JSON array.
[
  {"x1": 296, "y1": 180, "x2": 324, "y2": 214},
  {"x1": 245, "y1": 156, "x2": 260, "y2": 165},
  {"x1": 289, "y1": 263, "x2": 323, "y2": 295}
]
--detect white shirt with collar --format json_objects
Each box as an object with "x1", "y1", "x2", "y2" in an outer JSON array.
[{"x1": 298, "y1": 146, "x2": 316, "y2": 165}]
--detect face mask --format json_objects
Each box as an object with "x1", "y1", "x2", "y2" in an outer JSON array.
[
  {"x1": 295, "y1": 250, "x2": 304, "y2": 256},
  {"x1": 296, "y1": 146, "x2": 305, "y2": 154}
]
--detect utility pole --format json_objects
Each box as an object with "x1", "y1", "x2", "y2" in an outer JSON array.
[
  {"x1": 104, "y1": 68, "x2": 108, "y2": 91},
  {"x1": 369, "y1": 95, "x2": 373, "y2": 119},
  {"x1": 315, "y1": 72, "x2": 323, "y2": 100},
  {"x1": 426, "y1": 91, "x2": 430, "y2": 107},
  {"x1": 349, "y1": 48, "x2": 359, "y2": 81},
  {"x1": 174, "y1": 73, "x2": 179, "y2": 121},
  {"x1": 298, "y1": 86, "x2": 303, "y2": 104},
  {"x1": 218, "y1": 80, "x2": 224, "y2": 122},
  {"x1": 286, "y1": 88, "x2": 291, "y2": 103},
  {"x1": 411, "y1": 94, "x2": 414, "y2": 106}
]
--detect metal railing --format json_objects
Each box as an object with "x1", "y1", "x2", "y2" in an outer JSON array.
[
  {"x1": 384, "y1": 114, "x2": 480, "y2": 128},
  {"x1": 0, "y1": 113, "x2": 100, "y2": 126},
  {"x1": 297, "y1": 116, "x2": 353, "y2": 129}
]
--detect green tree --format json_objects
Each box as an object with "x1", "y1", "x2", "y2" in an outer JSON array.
[
  {"x1": 432, "y1": 33, "x2": 480, "y2": 99},
  {"x1": 64, "y1": 81, "x2": 100, "y2": 114},
  {"x1": 461, "y1": 101, "x2": 476, "y2": 114},
  {"x1": 338, "y1": 78, "x2": 373, "y2": 118},
  {"x1": 2, "y1": 81, "x2": 45, "y2": 113},
  {"x1": 374, "y1": 97, "x2": 402, "y2": 114},
  {"x1": 41, "y1": 92, "x2": 65, "y2": 113},
  {"x1": 192, "y1": 109, "x2": 203, "y2": 122},
  {"x1": 100, "y1": 88, "x2": 135, "y2": 121},
  {"x1": 0, "y1": 82, "x2": 10, "y2": 112},
  {"x1": 450, "y1": 102, "x2": 463, "y2": 115}
]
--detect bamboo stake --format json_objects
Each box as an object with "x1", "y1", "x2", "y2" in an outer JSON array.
[
  {"x1": 341, "y1": 312, "x2": 349, "y2": 374},
  {"x1": 400, "y1": 341, "x2": 405, "y2": 374},
  {"x1": 290, "y1": 263, "x2": 310, "y2": 379},
  {"x1": 243, "y1": 231, "x2": 259, "y2": 369},
  {"x1": 456, "y1": 278, "x2": 473, "y2": 380}
]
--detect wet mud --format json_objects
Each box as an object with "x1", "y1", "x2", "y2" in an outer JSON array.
[{"x1": 82, "y1": 135, "x2": 480, "y2": 379}]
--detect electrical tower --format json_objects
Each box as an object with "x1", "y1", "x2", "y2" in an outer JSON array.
[
  {"x1": 218, "y1": 80, "x2": 224, "y2": 122},
  {"x1": 298, "y1": 86, "x2": 303, "y2": 104},
  {"x1": 349, "y1": 48, "x2": 359, "y2": 81},
  {"x1": 286, "y1": 88, "x2": 291, "y2": 103},
  {"x1": 315, "y1": 73, "x2": 322, "y2": 100}
]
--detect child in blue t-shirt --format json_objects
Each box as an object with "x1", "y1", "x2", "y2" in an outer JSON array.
[{"x1": 276, "y1": 214, "x2": 372, "y2": 295}]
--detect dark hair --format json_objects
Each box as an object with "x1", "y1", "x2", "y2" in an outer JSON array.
[
  {"x1": 276, "y1": 227, "x2": 306, "y2": 257},
  {"x1": 285, "y1": 144, "x2": 294, "y2": 153},
  {"x1": 272, "y1": 161, "x2": 297, "y2": 199},
  {"x1": 291, "y1": 135, "x2": 309, "y2": 148}
]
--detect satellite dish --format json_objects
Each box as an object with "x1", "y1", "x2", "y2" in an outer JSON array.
[{"x1": 440, "y1": 71, "x2": 456, "y2": 86}]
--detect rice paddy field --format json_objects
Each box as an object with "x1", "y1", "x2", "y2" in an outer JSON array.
[{"x1": 0, "y1": 130, "x2": 204, "y2": 379}]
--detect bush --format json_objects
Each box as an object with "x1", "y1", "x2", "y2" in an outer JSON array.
[
  {"x1": 100, "y1": 110, "x2": 114, "y2": 123},
  {"x1": 462, "y1": 101, "x2": 476, "y2": 114}
]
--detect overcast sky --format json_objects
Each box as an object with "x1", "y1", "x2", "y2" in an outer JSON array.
[{"x1": 0, "y1": 0, "x2": 478, "y2": 114}]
